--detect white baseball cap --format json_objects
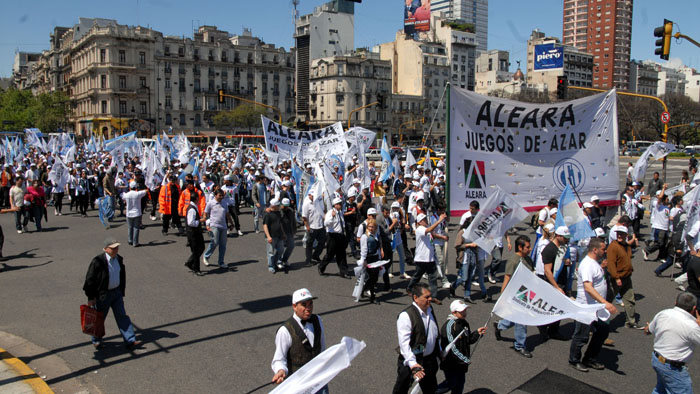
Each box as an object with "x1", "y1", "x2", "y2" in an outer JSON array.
[
  {"x1": 615, "y1": 226, "x2": 628, "y2": 234},
  {"x1": 583, "y1": 202, "x2": 593, "y2": 208},
  {"x1": 590, "y1": 195, "x2": 600, "y2": 202},
  {"x1": 282, "y1": 198, "x2": 291, "y2": 206},
  {"x1": 416, "y1": 213, "x2": 428, "y2": 223},
  {"x1": 282, "y1": 180, "x2": 292, "y2": 187},
  {"x1": 594, "y1": 227, "x2": 606, "y2": 237},
  {"x1": 332, "y1": 197, "x2": 343, "y2": 205},
  {"x1": 391, "y1": 201, "x2": 401, "y2": 209},
  {"x1": 367, "y1": 208, "x2": 378, "y2": 216},
  {"x1": 415, "y1": 192, "x2": 425, "y2": 201},
  {"x1": 270, "y1": 199, "x2": 280, "y2": 206},
  {"x1": 129, "y1": 181, "x2": 137, "y2": 189},
  {"x1": 450, "y1": 299, "x2": 469, "y2": 313},
  {"x1": 549, "y1": 207, "x2": 558, "y2": 215},
  {"x1": 347, "y1": 189, "x2": 357, "y2": 198},
  {"x1": 292, "y1": 288, "x2": 314, "y2": 304},
  {"x1": 543, "y1": 223, "x2": 555, "y2": 233},
  {"x1": 555, "y1": 226, "x2": 571, "y2": 238}
]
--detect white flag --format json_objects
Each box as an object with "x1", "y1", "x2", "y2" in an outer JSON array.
[
  {"x1": 404, "y1": 148, "x2": 416, "y2": 174},
  {"x1": 647, "y1": 141, "x2": 676, "y2": 160},
  {"x1": 462, "y1": 185, "x2": 529, "y2": 253},
  {"x1": 492, "y1": 265, "x2": 610, "y2": 326},
  {"x1": 270, "y1": 337, "x2": 366, "y2": 394}
]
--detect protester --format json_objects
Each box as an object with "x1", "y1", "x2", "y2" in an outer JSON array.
[
  {"x1": 159, "y1": 175, "x2": 184, "y2": 236},
  {"x1": 359, "y1": 218, "x2": 383, "y2": 303},
  {"x1": 82, "y1": 237, "x2": 142, "y2": 350},
  {"x1": 645, "y1": 292, "x2": 700, "y2": 394},
  {"x1": 9, "y1": 176, "x2": 27, "y2": 233},
  {"x1": 25, "y1": 179, "x2": 46, "y2": 232},
  {"x1": 392, "y1": 282, "x2": 440, "y2": 394},
  {"x1": 436, "y1": 299, "x2": 486, "y2": 394},
  {"x1": 122, "y1": 181, "x2": 146, "y2": 246},
  {"x1": 184, "y1": 197, "x2": 205, "y2": 276},
  {"x1": 537, "y1": 226, "x2": 570, "y2": 340},
  {"x1": 271, "y1": 288, "x2": 327, "y2": 393},
  {"x1": 407, "y1": 212, "x2": 447, "y2": 303},
  {"x1": 279, "y1": 198, "x2": 296, "y2": 269},
  {"x1": 302, "y1": 190, "x2": 326, "y2": 267},
  {"x1": 319, "y1": 197, "x2": 350, "y2": 278},
  {"x1": 607, "y1": 226, "x2": 644, "y2": 329},
  {"x1": 203, "y1": 188, "x2": 232, "y2": 269},
  {"x1": 263, "y1": 198, "x2": 285, "y2": 273}
]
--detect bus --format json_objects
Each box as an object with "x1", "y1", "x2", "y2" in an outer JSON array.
[{"x1": 624, "y1": 140, "x2": 654, "y2": 156}]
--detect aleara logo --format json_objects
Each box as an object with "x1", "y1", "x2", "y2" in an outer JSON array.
[
  {"x1": 513, "y1": 285, "x2": 566, "y2": 316},
  {"x1": 464, "y1": 159, "x2": 487, "y2": 199}
]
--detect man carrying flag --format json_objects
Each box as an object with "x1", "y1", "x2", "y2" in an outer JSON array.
[
  {"x1": 537, "y1": 226, "x2": 572, "y2": 341},
  {"x1": 568, "y1": 237, "x2": 619, "y2": 372}
]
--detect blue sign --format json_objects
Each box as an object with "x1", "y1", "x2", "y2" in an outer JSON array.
[{"x1": 534, "y1": 44, "x2": 563, "y2": 71}]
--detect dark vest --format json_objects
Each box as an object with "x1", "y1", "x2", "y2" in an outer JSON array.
[
  {"x1": 399, "y1": 305, "x2": 438, "y2": 362},
  {"x1": 367, "y1": 233, "x2": 381, "y2": 261},
  {"x1": 282, "y1": 315, "x2": 322, "y2": 375},
  {"x1": 186, "y1": 203, "x2": 200, "y2": 229}
]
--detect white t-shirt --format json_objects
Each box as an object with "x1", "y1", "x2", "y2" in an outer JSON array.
[
  {"x1": 302, "y1": 196, "x2": 324, "y2": 230},
  {"x1": 414, "y1": 225, "x2": 435, "y2": 262},
  {"x1": 576, "y1": 255, "x2": 607, "y2": 304},
  {"x1": 123, "y1": 190, "x2": 147, "y2": 218},
  {"x1": 459, "y1": 211, "x2": 472, "y2": 227},
  {"x1": 536, "y1": 207, "x2": 550, "y2": 234},
  {"x1": 650, "y1": 203, "x2": 670, "y2": 231},
  {"x1": 534, "y1": 238, "x2": 550, "y2": 276},
  {"x1": 428, "y1": 213, "x2": 446, "y2": 246}
]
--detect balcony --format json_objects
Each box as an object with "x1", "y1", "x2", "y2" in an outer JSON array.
[
  {"x1": 193, "y1": 69, "x2": 201, "y2": 76},
  {"x1": 164, "y1": 68, "x2": 172, "y2": 74},
  {"x1": 178, "y1": 69, "x2": 186, "y2": 75}
]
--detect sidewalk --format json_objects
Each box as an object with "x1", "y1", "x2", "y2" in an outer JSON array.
[{"x1": 0, "y1": 346, "x2": 53, "y2": 394}]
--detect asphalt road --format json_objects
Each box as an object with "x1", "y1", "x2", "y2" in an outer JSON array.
[{"x1": 0, "y1": 157, "x2": 697, "y2": 394}]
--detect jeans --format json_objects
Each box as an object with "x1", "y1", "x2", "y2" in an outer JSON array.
[
  {"x1": 281, "y1": 232, "x2": 295, "y2": 263},
  {"x1": 489, "y1": 246, "x2": 505, "y2": 276},
  {"x1": 126, "y1": 216, "x2": 141, "y2": 245},
  {"x1": 407, "y1": 261, "x2": 438, "y2": 298},
  {"x1": 498, "y1": 319, "x2": 527, "y2": 350},
  {"x1": 451, "y1": 260, "x2": 474, "y2": 296},
  {"x1": 646, "y1": 228, "x2": 669, "y2": 260},
  {"x1": 14, "y1": 209, "x2": 27, "y2": 230},
  {"x1": 434, "y1": 243, "x2": 449, "y2": 284},
  {"x1": 31, "y1": 205, "x2": 42, "y2": 231},
  {"x1": 651, "y1": 351, "x2": 692, "y2": 394},
  {"x1": 105, "y1": 195, "x2": 114, "y2": 220},
  {"x1": 610, "y1": 276, "x2": 636, "y2": 325},
  {"x1": 204, "y1": 227, "x2": 228, "y2": 265},
  {"x1": 569, "y1": 320, "x2": 609, "y2": 364},
  {"x1": 395, "y1": 245, "x2": 406, "y2": 275},
  {"x1": 91, "y1": 288, "x2": 136, "y2": 344},
  {"x1": 266, "y1": 237, "x2": 285, "y2": 269},
  {"x1": 472, "y1": 259, "x2": 487, "y2": 296},
  {"x1": 436, "y1": 369, "x2": 466, "y2": 394},
  {"x1": 253, "y1": 206, "x2": 264, "y2": 232}
]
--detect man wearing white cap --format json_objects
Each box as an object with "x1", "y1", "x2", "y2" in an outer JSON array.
[
  {"x1": 302, "y1": 189, "x2": 326, "y2": 267},
  {"x1": 280, "y1": 198, "x2": 297, "y2": 270},
  {"x1": 221, "y1": 175, "x2": 243, "y2": 236},
  {"x1": 122, "y1": 181, "x2": 147, "y2": 247},
  {"x1": 436, "y1": 299, "x2": 487, "y2": 394},
  {"x1": 536, "y1": 226, "x2": 571, "y2": 341},
  {"x1": 407, "y1": 211, "x2": 447, "y2": 302},
  {"x1": 607, "y1": 225, "x2": 644, "y2": 329},
  {"x1": 622, "y1": 184, "x2": 642, "y2": 238},
  {"x1": 203, "y1": 189, "x2": 233, "y2": 269},
  {"x1": 271, "y1": 288, "x2": 327, "y2": 393},
  {"x1": 589, "y1": 195, "x2": 605, "y2": 229},
  {"x1": 263, "y1": 199, "x2": 286, "y2": 273},
  {"x1": 319, "y1": 197, "x2": 350, "y2": 278}
]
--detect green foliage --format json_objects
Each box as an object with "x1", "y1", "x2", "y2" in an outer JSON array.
[
  {"x1": 212, "y1": 103, "x2": 268, "y2": 132},
  {"x1": 441, "y1": 20, "x2": 475, "y2": 33},
  {"x1": 0, "y1": 88, "x2": 70, "y2": 132}
]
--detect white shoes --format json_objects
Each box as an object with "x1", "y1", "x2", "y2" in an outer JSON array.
[
  {"x1": 401, "y1": 273, "x2": 411, "y2": 279},
  {"x1": 202, "y1": 255, "x2": 211, "y2": 266},
  {"x1": 237, "y1": 230, "x2": 243, "y2": 236},
  {"x1": 442, "y1": 281, "x2": 452, "y2": 289},
  {"x1": 388, "y1": 273, "x2": 394, "y2": 278},
  {"x1": 488, "y1": 274, "x2": 497, "y2": 284}
]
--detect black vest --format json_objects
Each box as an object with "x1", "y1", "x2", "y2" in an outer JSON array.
[
  {"x1": 186, "y1": 203, "x2": 200, "y2": 229},
  {"x1": 399, "y1": 305, "x2": 438, "y2": 362},
  {"x1": 282, "y1": 315, "x2": 322, "y2": 375}
]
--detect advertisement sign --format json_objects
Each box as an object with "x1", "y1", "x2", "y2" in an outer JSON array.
[
  {"x1": 404, "y1": 0, "x2": 430, "y2": 35},
  {"x1": 533, "y1": 43, "x2": 564, "y2": 71},
  {"x1": 261, "y1": 116, "x2": 348, "y2": 163},
  {"x1": 448, "y1": 86, "x2": 620, "y2": 216}
]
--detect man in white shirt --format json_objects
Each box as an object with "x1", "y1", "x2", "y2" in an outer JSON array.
[
  {"x1": 319, "y1": 197, "x2": 349, "y2": 278},
  {"x1": 644, "y1": 184, "x2": 669, "y2": 262},
  {"x1": 302, "y1": 190, "x2": 326, "y2": 267},
  {"x1": 568, "y1": 238, "x2": 618, "y2": 372},
  {"x1": 392, "y1": 282, "x2": 440, "y2": 394},
  {"x1": 406, "y1": 212, "x2": 447, "y2": 302},
  {"x1": 645, "y1": 292, "x2": 700, "y2": 394},
  {"x1": 122, "y1": 181, "x2": 147, "y2": 247},
  {"x1": 271, "y1": 288, "x2": 327, "y2": 393}
]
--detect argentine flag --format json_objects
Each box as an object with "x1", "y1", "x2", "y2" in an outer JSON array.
[
  {"x1": 379, "y1": 136, "x2": 394, "y2": 182},
  {"x1": 554, "y1": 185, "x2": 596, "y2": 242}
]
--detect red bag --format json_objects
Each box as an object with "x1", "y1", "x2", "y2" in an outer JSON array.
[{"x1": 80, "y1": 304, "x2": 105, "y2": 338}]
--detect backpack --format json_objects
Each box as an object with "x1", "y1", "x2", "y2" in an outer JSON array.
[{"x1": 530, "y1": 212, "x2": 539, "y2": 230}]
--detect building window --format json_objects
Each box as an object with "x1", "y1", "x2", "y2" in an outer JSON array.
[
  {"x1": 119, "y1": 50, "x2": 126, "y2": 63},
  {"x1": 119, "y1": 76, "x2": 126, "y2": 89},
  {"x1": 195, "y1": 114, "x2": 201, "y2": 126},
  {"x1": 139, "y1": 52, "x2": 146, "y2": 65},
  {"x1": 179, "y1": 114, "x2": 185, "y2": 125},
  {"x1": 140, "y1": 77, "x2": 147, "y2": 88},
  {"x1": 101, "y1": 100, "x2": 107, "y2": 114},
  {"x1": 100, "y1": 49, "x2": 106, "y2": 63},
  {"x1": 165, "y1": 96, "x2": 172, "y2": 108},
  {"x1": 139, "y1": 101, "x2": 146, "y2": 115},
  {"x1": 165, "y1": 78, "x2": 171, "y2": 89},
  {"x1": 165, "y1": 113, "x2": 172, "y2": 125},
  {"x1": 100, "y1": 75, "x2": 106, "y2": 89},
  {"x1": 119, "y1": 101, "x2": 127, "y2": 114}
]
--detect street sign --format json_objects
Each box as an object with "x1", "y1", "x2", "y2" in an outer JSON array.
[{"x1": 661, "y1": 111, "x2": 670, "y2": 124}]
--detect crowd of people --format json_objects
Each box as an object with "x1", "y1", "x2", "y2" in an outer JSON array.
[{"x1": 1, "y1": 134, "x2": 697, "y2": 393}]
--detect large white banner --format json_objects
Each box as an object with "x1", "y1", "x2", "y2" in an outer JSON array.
[
  {"x1": 462, "y1": 185, "x2": 529, "y2": 253},
  {"x1": 262, "y1": 116, "x2": 348, "y2": 163},
  {"x1": 449, "y1": 87, "x2": 619, "y2": 215},
  {"x1": 492, "y1": 265, "x2": 610, "y2": 326}
]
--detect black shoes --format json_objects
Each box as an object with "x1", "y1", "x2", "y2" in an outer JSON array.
[
  {"x1": 493, "y1": 322, "x2": 502, "y2": 341},
  {"x1": 318, "y1": 265, "x2": 326, "y2": 276},
  {"x1": 570, "y1": 362, "x2": 589, "y2": 372},
  {"x1": 464, "y1": 297, "x2": 475, "y2": 304},
  {"x1": 514, "y1": 347, "x2": 532, "y2": 358},
  {"x1": 449, "y1": 285, "x2": 456, "y2": 298},
  {"x1": 341, "y1": 272, "x2": 351, "y2": 279},
  {"x1": 125, "y1": 340, "x2": 143, "y2": 350}
]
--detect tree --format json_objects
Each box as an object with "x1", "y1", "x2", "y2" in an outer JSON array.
[
  {"x1": 213, "y1": 103, "x2": 268, "y2": 132},
  {"x1": 31, "y1": 91, "x2": 70, "y2": 132},
  {"x1": 0, "y1": 89, "x2": 70, "y2": 132}
]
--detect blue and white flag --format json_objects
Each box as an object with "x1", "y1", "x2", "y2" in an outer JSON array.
[
  {"x1": 379, "y1": 136, "x2": 394, "y2": 182},
  {"x1": 554, "y1": 185, "x2": 596, "y2": 242}
]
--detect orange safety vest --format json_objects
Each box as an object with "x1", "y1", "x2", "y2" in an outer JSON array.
[
  {"x1": 158, "y1": 182, "x2": 179, "y2": 215},
  {"x1": 178, "y1": 188, "x2": 205, "y2": 217},
  {"x1": 0, "y1": 171, "x2": 9, "y2": 187}
]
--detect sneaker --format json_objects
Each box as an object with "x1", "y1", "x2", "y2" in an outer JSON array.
[
  {"x1": 54, "y1": 210, "x2": 58, "y2": 216},
  {"x1": 17, "y1": 230, "x2": 22, "y2": 234},
  {"x1": 202, "y1": 255, "x2": 211, "y2": 266},
  {"x1": 23, "y1": 226, "x2": 28, "y2": 232},
  {"x1": 388, "y1": 273, "x2": 394, "y2": 278},
  {"x1": 514, "y1": 347, "x2": 533, "y2": 358},
  {"x1": 219, "y1": 262, "x2": 227, "y2": 269},
  {"x1": 603, "y1": 338, "x2": 615, "y2": 346},
  {"x1": 678, "y1": 285, "x2": 686, "y2": 291},
  {"x1": 583, "y1": 360, "x2": 605, "y2": 370},
  {"x1": 642, "y1": 249, "x2": 650, "y2": 261},
  {"x1": 401, "y1": 273, "x2": 411, "y2": 279},
  {"x1": 626, "y1": 322, "x2": 645, "y2": 330},
  {"x1": 472, "y1": 281, "x2": 479, "y2": 287},
  {"x1": 488, "y1": 273, "x2": 496, "y2": 284},
  {"x1": 493, "y1": 322, "x2": 502, "y2": 341},
  {"x1": 277, "y1": 263, "x2": 284, "y2": 271},
  {"x1": 441, "y1": 281, "x2": 451, "y2": 289},
  {"x1": 570, "y1": 362, "x2": 589, "y2": 372},
  {"x1": 675, "y1": 263, "x2": 682, "y2": 269},
  {"x1": 237, "y1": 230, "x2": 243, "y2": 236},
  {"x1": 268, "y1": 267, "x2": 276, "y2": 274},
  {"x1": 363, "y1": 290, "x2": 371, "y2": 297},
  {"x1": 255, "y1": 230, "x2": 260, "y2": 234},
  {"x1": 464, "y1": 297, "x2": 475, "y2": 304}
]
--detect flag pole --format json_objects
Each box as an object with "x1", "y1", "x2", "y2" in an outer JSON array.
[
  {"x1": 469, "y1": 313, "x2": 494, "y2": 358},
  {"x1": 567, "y1": 176, "x2": 585, "y2": 206}
]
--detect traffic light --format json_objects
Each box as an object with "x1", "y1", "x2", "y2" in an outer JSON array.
[
  {"x1": 218, "y1": 89, "x2": 225, "y2": 104},
  {"x1": 654, "y1": 19, "x2": 673, "y2": 60},
  {"x1": 556, "y1": 76, "x2": 568, "y2": 100},
  {"x1": 376, "y1": 93, "x2": 385, "y2": 108}
]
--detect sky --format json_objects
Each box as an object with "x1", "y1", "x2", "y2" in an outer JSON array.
[{"x1": 1, "y1": 0, "x2": 699, "y2": 78}]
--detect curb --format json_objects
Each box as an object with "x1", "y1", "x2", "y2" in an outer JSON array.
[{"x1": 0, "y1": 346, "x2": 54, "y2": 394}]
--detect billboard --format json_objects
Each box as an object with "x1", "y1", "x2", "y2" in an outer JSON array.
[
  {"x1": 404, "y1": 0, "x2": 430, "y2": 35},
  {"x1": 533, "y1": 43, "x2": 564, "y2": 71}
]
